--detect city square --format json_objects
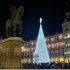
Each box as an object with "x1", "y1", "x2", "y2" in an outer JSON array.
[{"x1": 0, "y1": 0, "x2": 70, "y2": 69}]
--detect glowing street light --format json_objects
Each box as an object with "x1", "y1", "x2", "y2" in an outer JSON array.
[
  {"x1": 21, "y1": 46, "x2": 24, "y2": 52},
  {"x1": 21, "y1": 46, "x2": 29, "y2": 52}
]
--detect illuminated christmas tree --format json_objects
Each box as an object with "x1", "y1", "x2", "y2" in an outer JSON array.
[{"x1": 33, "y1": 17, "x2": 50, "y2": 63}]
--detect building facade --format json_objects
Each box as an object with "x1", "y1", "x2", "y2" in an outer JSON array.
[
  {"x1": 46, "y1": 12, "x2": 70, "y2": 63},
  {"x1": 64, "y1": 32, "x2": 70, "y2": 63},
  {"x1": 21, "y1": 40, "x2": 36, "y2": 64},
  {"x1": 46, "y1": 33, "x2": 65, "y2": 63},
  {"x1": 62, "y1": 12, "x2": 70, "y2": 63},
  {"x1": 21, "y1": 12, "x2": 70, "y2": 63}
]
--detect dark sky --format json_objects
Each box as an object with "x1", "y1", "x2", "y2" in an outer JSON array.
[{"x1": 0, "y1": 0, "x2": 70, "y2": 41}]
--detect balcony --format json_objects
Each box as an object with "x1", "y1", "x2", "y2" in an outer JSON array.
[{"x1": 64, "y1": 52, "x2": 70, "y2": 55}]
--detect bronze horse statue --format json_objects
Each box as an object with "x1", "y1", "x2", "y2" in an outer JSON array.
[{"x1": 6, "y1": 6, "x2": 24, "y2": 37}]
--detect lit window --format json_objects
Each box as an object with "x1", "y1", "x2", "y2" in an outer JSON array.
[
  {"x1": 59, "y1": 35, "x2": 63, "y2": 40},
  {"x1": 31, "y1": 42, "x2": 34, "y2": 46},
  {"x1": 59, "y1": 42, "x2": 65, "y2": 47},
  {"x1": 60, "y1": 57, "x2": 64, "y2": 62},
  {"x1": 65, "y1": 58, "x2": 69, "y2": 63},
  {"x1": 69, "y1": 58, "x2": 70, "y2": 63},
  {"x1": 64, "y1": 33, "x2": 70, "y2": 39},
  {"x1": 55, "y1": 43, "x2": 58, "y2": 48},
  {"x1": 51, "y1": 58, "x2": 55, "y2": 62},
  {"x1": 67, "y1": 33, "x2": 70, "y2": 38},
  {"x1": 51, "y1": 38, "x2": 54, "y2": 42},
  {"x1": 62, "y1": 42, "x2": 65, "y2": 46},
  {"x1": 66, "y1": 42, "x2": 70, "y2": 47},
  {"x1": 21, "y1": 58, "x2": 27, "y2": 63},
  {"x1": 47, "y1": 44, "x2": 50, "y2": 48},
  {"x1": 31, "y1": 47, "x2": 34, "y2": 50},
  {"x1": 21, "y1": 46, "x2": 24, "y2": 52},
  {"x1": 64, "y1": 34, "x2": 67, "y2": 39},
  {"x1": 68, "y1": 44, "x2": 70, "y2": 46},
  {"x1": 51, "y1": 44, "x2": 54, "y2": 48},
  {"x1": 56, "y1": 43, "x2": 58, "y2": 47},
  {"x1": 28, "y1": 58, "x2": 31, "y2": 63},
  {"x1": 21, "y1": 46, "x2": 29, "y2": 52},
  {"x1": 55, "y1": 58, "x2": 59, "y2": 62}
]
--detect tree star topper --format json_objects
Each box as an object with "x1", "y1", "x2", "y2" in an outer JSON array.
[{"x1": 39, "y1": 17, "x2": 42, "y2": 24}]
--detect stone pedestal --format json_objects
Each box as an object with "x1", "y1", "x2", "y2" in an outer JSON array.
[{"x1": 0, "y1": 37, "x2": 23, "y2": 69}]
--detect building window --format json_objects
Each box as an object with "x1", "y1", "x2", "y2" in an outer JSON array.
[
  {"x1": 64, "y1": 48, "x2": 70, "y2": 55},
  {"x1": 59, "y1": 42, "x2": 65, "y2": 47},
  {"x1": 28, "y1": 58, "x2": 31, "y2": 63},
  {"x1": 59, "y1": 49, "x2": 63, "y2": 54},
  {"x1": 51, "y1": 58, "x2": 55, "y2": 62},
  {"x1": 55, "y1": 50, "x2": 58, "y2": 54},
  {"x1": 51, "y1": 38, "x2": 54, "y2": 42},
  {"x1": 59, "y1": 35, "x2": 63, "y2": 40},
  {"x1": 67, "y1": 33, "x2": 70, "y2": 38},
  {"x1": 51, "y1": 44, "x2": 55, "y2": 48},
  {"x1": 47, "y1": 44, "x2": 50, "y2": 49},
  {"x1": 64, "y1": 33, "x2": 70, "y2": 39},
  {"x1": 62, "y1": 42, "x2": 65, "y2": 46},
  {"x1": 66, "y1": 41, "x2": 70, "y2": 47},
  {"x1": 21, "y1": 58, "x2": 27, "y2": 63},
  {"x1": 55, "y1": 43, "x2": 58, "y2": 48},
  {"x1": 31, "y1": 42, "x2": 34, "y2": 46},
  {"x1": 65, "y1": 58, "x2": 69, "y2": 63},
  {"x1": 21, "y1": 46, "x2": 29, "y2": 53},
  {"x1": 66, "y1": 44, "x2": 70, "y2": 47},
  {"x1": 31, "y1": 47, "x2": 34, "y2": 50},
  {"x1": 55, "y1": 36, "x2": 58, "y2": 41},
  {"x1": 69, "y1": 58, "x2": 70, "y2": 63},
  {"x1": 55, "y1": 58, "x2": 59, "y2": 62},
  {"x1": 60, "y1": 57, "x2": 64, "y2": 62},
  {"x1": 65, "y1": 48, "x2": 70, "y2": 52},
  {"x1": 51, "y1": 50, "x2": 54, "y2": 55}
]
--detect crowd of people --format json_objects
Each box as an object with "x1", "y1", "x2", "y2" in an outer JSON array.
[{"x1": 22, "y1": 62, "x2": 70, "y2": 69}]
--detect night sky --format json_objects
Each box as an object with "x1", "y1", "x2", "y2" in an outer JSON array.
[{"x1": 0, "y1": 0, "x2": 70, "y2": 41}]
